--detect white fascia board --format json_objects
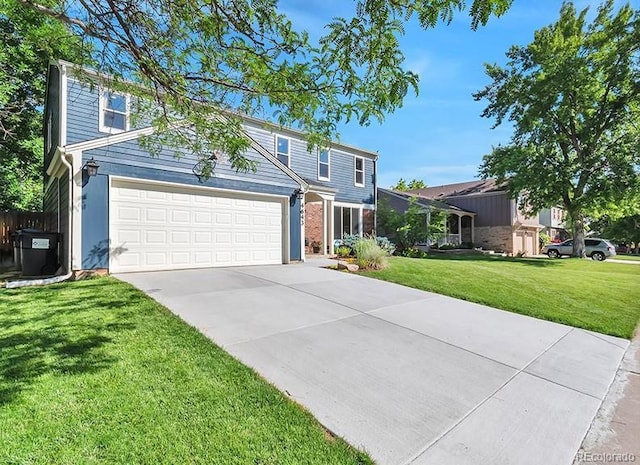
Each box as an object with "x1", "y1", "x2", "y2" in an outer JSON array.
[
  {"x1": 65, "y1": 125, "x2": 157, "y2": 153},
  {"x1": 109, "y1": 175, "x2": 291, "y2": 201}
]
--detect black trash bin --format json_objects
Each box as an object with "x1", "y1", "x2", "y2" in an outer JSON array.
[{"x1": 16, "y1": 230, "x2": 60, "y2": 276}]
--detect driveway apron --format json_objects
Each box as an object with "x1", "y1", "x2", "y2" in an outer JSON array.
[{"x1": 117, "y1": 264, "x2": 628, "y2": 465}]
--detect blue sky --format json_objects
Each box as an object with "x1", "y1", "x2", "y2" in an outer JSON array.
[{"x1": 281, "y1": 0, "x2": 638, "y2": 188}]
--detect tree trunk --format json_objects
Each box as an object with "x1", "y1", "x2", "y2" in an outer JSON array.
[{"x1": 571, "y1": 213, "x2": 587, "y2": 258}]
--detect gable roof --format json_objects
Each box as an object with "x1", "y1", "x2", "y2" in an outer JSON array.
[
  {"x1": 377, "y1": 187, "x2": 475, "y2": 215},
  {"x1": 408, "y1": 178, "x2": 506, "y2": 199}
]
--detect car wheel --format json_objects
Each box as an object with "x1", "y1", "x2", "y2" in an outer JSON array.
[
  {"x1": 547, "y1": 250, "x2": 560, "y2": 258},
  {"x1": 592, "y1": 252, "x2": 605, "y2": 261}
]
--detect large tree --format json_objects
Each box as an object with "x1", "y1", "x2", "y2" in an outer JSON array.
[
  {"x1": 15, "y1": 0, "x2": 512, "y2": 175},
  {"x1": 475, "y1": 1, "x2": 640, "y2": 257},
  {"x1": 0, "y1": 0, "x2": 87, "y2": 210}
]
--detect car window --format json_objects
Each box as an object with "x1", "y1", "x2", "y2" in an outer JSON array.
[
  {"x1": 585, "y1": 239, "x2": 600, "y2": 246},
  {"x1": 563, "y1": 240, "x2": 573, "y2": 246}
]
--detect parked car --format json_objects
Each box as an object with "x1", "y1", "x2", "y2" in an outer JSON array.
[
  {"x1": 541, "y1": 238, "x2": 616, "y2": 261},
  {"x1": 615, "y1": 243, "x2": 629, "y2": 254}
]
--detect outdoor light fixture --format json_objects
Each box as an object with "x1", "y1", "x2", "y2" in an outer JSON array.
[
  {"x1": 83, "y1": 158, "x2": 100, "y2": 177},
  {"x1": 295, "y1": 189, "x2": 304, "y2": 200},
  {"x1": 192, "y1": 152, "x2": 219, "y2": 182}
]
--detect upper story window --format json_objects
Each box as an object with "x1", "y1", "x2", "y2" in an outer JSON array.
[
  {"x1": 275, "y1": 135, "x2": 290, "y2": 167},
  {"x1": 99, "y1": 90, "x2": 129, "y2": 133},
  {"x1": 354, "y1": 156, "x2": 365, "y2": 187},
  {"x1": 318, "y1": 149, "x2": 330, "y2": 181}
]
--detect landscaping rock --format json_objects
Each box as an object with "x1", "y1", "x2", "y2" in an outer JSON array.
[{"x1": 337, "y1": 261, "x2": 359, "y2": 272}]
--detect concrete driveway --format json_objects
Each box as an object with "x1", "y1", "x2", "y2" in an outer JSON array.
[{"x1": 117, "y1": 263, "x2": 628, "y2": 465}]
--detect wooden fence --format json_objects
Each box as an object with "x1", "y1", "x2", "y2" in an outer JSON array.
[{"x1": 0, "y1": 212, "x2": 52, "y2": 252}]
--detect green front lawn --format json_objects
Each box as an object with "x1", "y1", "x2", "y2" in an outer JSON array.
[
  {"x1": 612, "y1": 254, "x2": 640, "y2": 261},
  {"x1": 361, "y1": 255, "x2": 640, "y2": 339},
  {"x1": 0, "y1": 278, "x2": 371, "y2": 465}
]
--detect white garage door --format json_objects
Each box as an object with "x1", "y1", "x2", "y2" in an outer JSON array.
[{"x1": 109, "y1": 179, "x2": 284, "y2": 272}]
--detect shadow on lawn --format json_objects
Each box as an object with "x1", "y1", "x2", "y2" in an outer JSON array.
[
  {"x1": 0, "y1": 279, "x2": 139, "y2": 406},
  {"x1": 424, "y1": 253, "x2": 561, "y2": 267}
]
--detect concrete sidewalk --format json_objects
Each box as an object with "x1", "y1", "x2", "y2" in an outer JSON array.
[
  {"x1": 575, "y1": 332, "x2": 640, "y2": 464},
  {"x1": 118, "y1": 264, "x2": 628, "y2": 465}
]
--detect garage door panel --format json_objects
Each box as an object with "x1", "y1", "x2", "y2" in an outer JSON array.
[{"x1": 110, "y1": 180, "x2": 284, "y2": 272}]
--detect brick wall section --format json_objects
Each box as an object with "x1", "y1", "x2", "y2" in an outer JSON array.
[
  {"x1": 473, "y1": 226, "x2": 514, "y2": 254},
  {"x1": 363, "y1": 208, "x2": 375, "y2": 235},
  {"x1": 305, "y1": 202, "x2": 323, "y2": 253}
]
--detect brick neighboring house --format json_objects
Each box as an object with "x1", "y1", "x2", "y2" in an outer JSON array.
[{"x1": 401, "y1": 179, "x2": 545, "y2": 256}]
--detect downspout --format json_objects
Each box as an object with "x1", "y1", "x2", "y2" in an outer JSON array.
[
  {"x1": 5, "y1": 151, "x2": 74, "y2": 288},
  {"x1": 373, "y1": 157, "x2": 377, "y2": 236}
]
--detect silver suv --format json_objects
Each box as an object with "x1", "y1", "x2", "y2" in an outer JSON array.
[{"x1": 542, "y1": 238, "x2": 616, "y2": 261}]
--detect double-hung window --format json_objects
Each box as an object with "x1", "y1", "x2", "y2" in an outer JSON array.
[
  {"x1": 275, "y1": 135, "x2": 290, "y2": 167},
  {"x1": 354, "y1": 156, "x2": 365, "y2": 186},
  {"x1": 99, "y1": 90, "x2": 129, "y2": 133},
  {"x1": 318, "y1": 149, "x2": 330, "y2": 181}
]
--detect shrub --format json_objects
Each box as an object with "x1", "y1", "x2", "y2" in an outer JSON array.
[
  {"x1": 341, "y1": 234, "x2": 360, "y2": 250},
  {"x1": 375, "y1": 236, "x2": 396, "y2": 256},
  {"x1": 336, "y1": 245, "x2": 352, "y2": 258},
  {"x1": 353, "y1": 237, "x2": 388, "y2": 270},
  {"x1": 399, "y1": 247, "x2": 429, "y2": 258}
]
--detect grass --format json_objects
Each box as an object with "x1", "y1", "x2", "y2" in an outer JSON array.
[
  {"x1": 0, "y1": 277, "x2": 372, "y2": 465},
  {"x1": 612, "y1": 254, "x2": 640, "y2": 261},
  {"x1": 360, "y1": 255, "x2": 640, "y2": 339}
]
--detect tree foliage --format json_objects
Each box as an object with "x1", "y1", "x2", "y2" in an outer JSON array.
[
  {"x1": 377, "y1": 197, "x2": 445, "y2": 251},
  {"x1": 602, "y1": 215, "x2": 640, "y2": 252},
  {"x1": 475, "y1": 1, "x2": 640, "y2": 257},
  {"x1": 390, "y1": 178, "x2": 427, "y2": 191},
  {"x1": 15, "y1": 0, "x2": 512, "y2": 176},
  {"x1": 0, "y1": 0, "x2": 87, "y2": 210}
]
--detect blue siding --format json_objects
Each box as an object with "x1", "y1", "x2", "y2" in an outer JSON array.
[
  {"x1": 67, "y1": 79, "x2": 299, "y2": 189},
  {"x1": 66, "y1": 76, "x2": 376, "y2": 205},
  {"x1": 244, "y1": 121, "x2": 376, "y2": 205},
  {"x1": 66, "y1": 78, "x2": 102, "y2": 144},
  {"x1": 82, "y1": 174, "x2": 109, "y2": 269}
]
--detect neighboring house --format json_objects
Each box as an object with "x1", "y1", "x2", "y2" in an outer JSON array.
[
  {"x1": 380, "y1": 178, "x2": 545, "y2": 255},
  {"x1": 539, "y1": 206, "x2": 569, "y2": 242},
  {"x1": 43, "y1": 60, "x2": 376, "y2": 274},
  {"x1": 377, "y1": 187, "x2": 476, "y2": 245}
]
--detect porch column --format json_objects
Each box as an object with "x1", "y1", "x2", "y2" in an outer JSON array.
[
  {"x1": 471, "y1": 215, "x2": 475, "y2": 244},
  {"x1": 322, "y1": 198, "x2": 328, "y2": 255},
  {"x1": 443, "y1": 215, "x2": 448, "y2": 245},
  {"x1": 457, "y1": 214, "x2": 462, "y2": 245},
  {"x1": 327, "y1": 200, "x2": 333, "y2": 254}
]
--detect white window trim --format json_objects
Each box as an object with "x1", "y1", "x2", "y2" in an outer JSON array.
[
  {"x1": 317, "y1": 149, "x2": 330, "y2": 181},
  {"x1": 275, "y1": 135, "x2": 291, "y2": 168},
  {"x1": 354, "y1": 156, "x2": 365, "y2": 187},
  {"x1": 98, "y1": 88, "x2": 130, "y2": 134},
  {"x1": 333, "y1": 202, "x2": 363, "y2": 239}
]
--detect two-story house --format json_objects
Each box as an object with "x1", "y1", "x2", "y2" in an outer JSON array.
[
  {"x1": 539, "y1": 206, "x2": 569, "y2": 242},
  {"x1": 380, "y1": 179, "x2": 545, "y2": 256},
  {"x1": 43, "y1": 60, "x2": 376, "y2": 275}
]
